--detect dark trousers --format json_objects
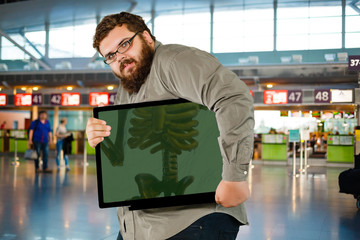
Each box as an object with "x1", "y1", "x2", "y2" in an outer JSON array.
[
  {"x1": 117, "y1": 212, "x2": 241, "y2": 240},
  {"x1": 33, "y1": 141, "x2": 49, "y2": 170}
]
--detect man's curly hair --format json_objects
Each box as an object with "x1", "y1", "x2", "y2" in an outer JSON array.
[{"x1": 93, "y1": 12, "x2": 155, "y2": 55}]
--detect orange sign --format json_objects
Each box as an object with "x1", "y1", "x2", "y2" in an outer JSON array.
[
  {"x1": 89, "y1": 92, "x2": 109, "y2": 106},
  {"x1": 0, "y1": 94, "x2": 6, "y2": 106},
  {"x1": 264, "y1": 90, "x2": 288, "y2": 104},
  {"x1": 61, "y1": 93, "x2": 80, "y2": 106},
  {"x1": 15, "y1": 93, "x2": 32, "y2": 106}
]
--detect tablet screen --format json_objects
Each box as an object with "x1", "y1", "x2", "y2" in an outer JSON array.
[{"x1": 94, "y1": 99, "x2": 222, "y2": 209}]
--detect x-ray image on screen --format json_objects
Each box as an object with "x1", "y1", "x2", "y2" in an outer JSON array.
[{"x1": 94, "y1": 99, "x2": 222, "y2": 209}]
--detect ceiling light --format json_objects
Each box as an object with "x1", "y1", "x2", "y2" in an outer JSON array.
[
  {"x1": 21, "y1": 87, "x2": 26, "y2": 91},
  {"x1": 33, "y1": 87, "x2": 39, "y2": 91},
  {"x1": 67, "y1": 86, "x2": 73, "y2": 91},
  {"x1": 266, "y1": 84, "x2": 273, "y2": 88},
  {"x1": 107, "y1": 86, "x2": 114, "y2": 90}
]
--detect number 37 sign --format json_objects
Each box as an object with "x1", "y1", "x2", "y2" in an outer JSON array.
[{"x1": 348, "y1": 55, "x2": 360, "y2": 71}]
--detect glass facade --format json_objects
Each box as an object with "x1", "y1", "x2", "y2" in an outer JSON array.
[
  {"x1": 345, "y1": 6, "x2": 360, "y2": 48},
  {"x1": 277, "y1": 5, "x2": 342, "y2": 50},
  {"x1": 213, "y1": 8, "x2": 274, "y2": 53},
  {"x1": 0, "y1": 1, "x2": 358, "y2": 60},
  {"x1": 154, "y1": 11, "x2": 210, "y2": 52},
  {"x1": 49, "y1": 22, "x2": 96, "y2": 58}
]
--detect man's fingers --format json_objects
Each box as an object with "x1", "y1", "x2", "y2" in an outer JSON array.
[
  {"x1": 86, "y1": 124, "x2": 111, "y2": 138},
  {"x1": 88, "y1": 124, "x2": 111, "y2": 132},
  {"x1": 89, "y1": 136, "x2": 105, "y2": 148},
  {"x1": 87, "y1": 117, "x2": 106, "y2": 126},
  {"x1": 86, "y1": 117, "x2": 111, "y2": 148}
]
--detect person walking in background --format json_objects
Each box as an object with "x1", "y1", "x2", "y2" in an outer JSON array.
[
  {"x1": 56, "y1": 118, "x2": 71, "y2": 171},
  {"x1": 28, "y1": 111, "x2": 53, "y2": 173}
]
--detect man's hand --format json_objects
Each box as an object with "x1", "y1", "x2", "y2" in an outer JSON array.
[
  {"x1": 86, "y1": 117, "x2": 111, "y2": 148},
  {"x1": 215, "y1": 180, "x2": 250, "y2": 208}
]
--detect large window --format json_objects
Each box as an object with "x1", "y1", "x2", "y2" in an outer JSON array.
[
  {"x1": 49, "y1": 21, "x2": 96, "y2": 58},
  {"x1": 1, "y1": 31, "x2": 45, "y2": 60},
  {"x1": 154, "y1": 11, "x2": 210, "y2": 52},
  {"x1": 1, "y1": 35, "x2": 26, "y2": 60},
  {"x1": 25, "y1": 31, "x2": 46, "y2": 57},
  {"x1": 277, "y1": 4, "x2": 342, "y2": 50},
  {"x1": 1, "y1": 32, "x2": 45, "y2": 60},
  {"x1": 213, "y1": 7, "x2": 274, "y2": 53},
  {"x1": 1, "y1": 2, "x2": 359, "y2": 62},
  {"x1": 345, "y1": 5, "x2": 360, "y2": 48}
]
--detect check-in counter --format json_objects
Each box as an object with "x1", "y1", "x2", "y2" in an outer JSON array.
[
  {"x1": 262, "y1": 134, "x2": 288, "y2": 161},
  {"x1": 9, "y1": 130, "x2": 28, "y2": 153},
  {"x1": 327, "y1": 135, "x2": 354, "y2": 163},
  {"x1": 0, "y1": 130, "x2": 96, "y2": 156}
]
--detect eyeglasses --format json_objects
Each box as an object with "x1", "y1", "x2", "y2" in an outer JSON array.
[{"x1": 103, "y1": 31, "x2": 142, "y2": 65}]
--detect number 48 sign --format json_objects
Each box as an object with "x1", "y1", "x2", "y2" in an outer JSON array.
[{"x1": 314, "y1": 89, "x2": 331, "y2": 103}]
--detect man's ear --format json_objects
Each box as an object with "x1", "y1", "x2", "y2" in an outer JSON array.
[{"x1": 142, "y1": 30, "x2": 154, "y2": 45}]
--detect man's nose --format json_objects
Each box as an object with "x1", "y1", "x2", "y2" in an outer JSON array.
[{"x1": 116, "y1": 52, "x2": 125, "y2": 63}]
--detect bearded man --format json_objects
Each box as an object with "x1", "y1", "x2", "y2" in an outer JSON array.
[{"x1": 86, "y1": 12, "x2": 254, "y2": 240}]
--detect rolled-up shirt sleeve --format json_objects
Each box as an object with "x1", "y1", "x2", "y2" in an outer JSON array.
[{"x1": 157, "y1": 46, "x2": 254, "y2": 182}]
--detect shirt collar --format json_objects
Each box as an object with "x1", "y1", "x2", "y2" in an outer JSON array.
[{"x1": 154, "y1": 40, "x2": 162, "y2": 52}]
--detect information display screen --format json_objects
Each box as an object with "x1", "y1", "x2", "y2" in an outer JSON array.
[
  {"x1": 0, "y1": 94, "x2": 6, "y2": 106},
  {"x1": 15, "y1": 93, "x2": 32, "y2": 106},
  {"x1": 89, "y1": 92, "x2": 109, "y2": 106},
  {"x1": 264, "y1": 90, "x2": 288, "y2": 104},
  {"x1": 61, "y1": 93, "x2": 80, "y2": 106}
]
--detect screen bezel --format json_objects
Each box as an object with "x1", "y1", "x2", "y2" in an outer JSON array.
[{"x1": 93, "y1": 99, "x2": 217, "y2": 210}]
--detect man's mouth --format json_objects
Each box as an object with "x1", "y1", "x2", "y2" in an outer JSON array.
[{"x1": 121, "y1": 60, "x2": 135, "y2": 72}]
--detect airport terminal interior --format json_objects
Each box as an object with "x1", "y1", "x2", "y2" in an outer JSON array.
[{"x1": 0, "y1": 0, "x2": 360, "y2": 239}]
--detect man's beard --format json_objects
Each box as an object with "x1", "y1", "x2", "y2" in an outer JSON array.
[{"x1": 114, "y1": 37, "x2": 154, "y2": 94}]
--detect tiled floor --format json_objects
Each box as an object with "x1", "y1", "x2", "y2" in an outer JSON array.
[{"x1": 0, "y1": 153, "x2": 359, "y2": 240}]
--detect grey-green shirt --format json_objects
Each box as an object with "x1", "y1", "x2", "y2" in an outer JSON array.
[{"x1": 115, "y1": 41, "x2": 254, "y2": 240}]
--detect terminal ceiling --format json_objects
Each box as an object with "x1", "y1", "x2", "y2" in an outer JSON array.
[
  {"x1": 0, "y1": 0, "x2": 358, "y2": 90},
  {"x1": 0, "y1": 0, "x2": 351, "y2": 32}
]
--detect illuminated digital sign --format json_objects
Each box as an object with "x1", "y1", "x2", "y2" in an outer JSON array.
[
  {"x1": 264, "y1": 90, "x2": 288, "y2": 104},
  {"x1": 15, "y1": 93, "x2": 32, "y2": 106},
  {"x1": 89, "y1": 92, "x2": 109, "y2": 106},
  {"x1": 61, "y1": 93, "x2": 80, "y2": 106},
  {"x1": 0, "y1": 94, "x2": 6, "y2": 106}
]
